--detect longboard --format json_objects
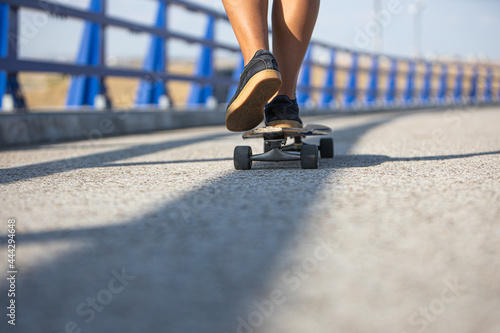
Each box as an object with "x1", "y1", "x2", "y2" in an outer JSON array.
[{"x1": 234, "y1": 124, "x2": 334, "y2": 170}]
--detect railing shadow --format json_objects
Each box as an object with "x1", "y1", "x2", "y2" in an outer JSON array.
[
  {"x1": 0, "y1": 132, "x2": 235, "y2": 185},
  {"x1": 321, "y1": 150, "x2": 500, "y2": 169}
]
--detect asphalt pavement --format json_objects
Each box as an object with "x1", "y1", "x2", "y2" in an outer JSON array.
[{"x1": 1, "y1": 106, "x2": 499, "y2": 333}]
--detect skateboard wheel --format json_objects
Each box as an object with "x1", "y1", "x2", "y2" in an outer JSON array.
[
  {"x1": 300, "y1": 145, "x2": 318, "y2": 169},
  {"x1": 319, "y1": 138, "x2": 334, "y2": 158},
  {"x1": 234, "y1": 146, "x2": 253, "y2": 170}
]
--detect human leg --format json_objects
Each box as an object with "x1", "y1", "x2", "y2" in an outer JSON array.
[
  {"x1": 271, "y1": 0, "x2": 320, "y2": 99},
  {"x1": 264, "y1": 0, "x2": 320, "y2": 128},
  {"x1": 221, "y1": 0, "x2": 269, "y2": 64},
  {"x1": 222, "y1": 0, "x2": 282, "y2": 131}
]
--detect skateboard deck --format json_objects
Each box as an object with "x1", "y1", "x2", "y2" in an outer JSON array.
[{"x1": 242, "y1": 123, "x2": 332, "y2": 139}]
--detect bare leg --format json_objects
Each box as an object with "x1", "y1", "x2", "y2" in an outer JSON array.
[
  {"x1": 272, "y1": 0, "x2": 320, "y2": 99},
  {"x1": 221, "y1": 0, "x2": 269, "y2": 64},
  {"x1": 221, "y1": 0, "x2": 319, "y2": 131}
]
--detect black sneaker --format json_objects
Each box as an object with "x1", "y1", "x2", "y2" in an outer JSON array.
[
  {"x1": 264, "y1": 95, "x2": 303, "y2": 128},
  {"x1": 226, "y1": 50, "x2": 281, "y2": 132}
]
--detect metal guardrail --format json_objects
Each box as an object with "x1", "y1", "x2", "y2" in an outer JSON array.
[
  {"x1": 0, "y1": 0, "x2": 499, "y2": 112},
  {"x1": 298, "y1": 42, "x2": 500, "y2": 110}
]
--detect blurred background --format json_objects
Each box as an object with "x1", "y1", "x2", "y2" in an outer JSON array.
[{"x1": 8, "y1": 0, "x2": 500, "y2": 109}]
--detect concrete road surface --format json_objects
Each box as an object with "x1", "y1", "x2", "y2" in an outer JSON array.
[{"x1": 1, "y1": 106, "x2": 499, "y2": 333}]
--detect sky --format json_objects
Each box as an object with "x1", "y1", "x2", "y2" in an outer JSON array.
[{"x1": 17, "y1": 0, "x2": 500, "y2": 64}]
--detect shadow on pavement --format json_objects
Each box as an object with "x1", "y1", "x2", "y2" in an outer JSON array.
[
  {"x1": 103, "y1": 157, "x2": 233, "y2": 167},
  {"x1": 1, "y1": 112, "x2": 418, "y2": 333},
  {"x1": 322, "y1": 150, "x2": 500, "y2": 169},
  {"x1": 100, "y1": 150, "x2": 500, "y2": 170},
  {"x1": 0, "y1": 132, "x2": 234, "y2": 185}
]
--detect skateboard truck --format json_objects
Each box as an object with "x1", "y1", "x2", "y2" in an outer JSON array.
[{"x1": 254, "y1": 135, "x2": 300, "y2": 162}]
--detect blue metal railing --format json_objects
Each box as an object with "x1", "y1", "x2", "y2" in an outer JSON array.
[
  {"x1": 0, "y1": 0, "x2": 499, "y2": 112},
  {"x1": 298, "y1": 41, "x2": 500, "y2": 110},
  {"x1": 0, "y1": 0, "x2": 238, "y2": 110}
]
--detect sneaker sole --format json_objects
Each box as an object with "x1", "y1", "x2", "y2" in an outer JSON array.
[
  {"x1": 225, "y1": 70, "x2": 282, "y2": 132},
  {"x1": 267, "y1": 120, "x2": 303, "y2": 128}
]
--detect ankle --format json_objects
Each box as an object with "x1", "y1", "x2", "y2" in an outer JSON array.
[
  {"x1": 271, "y1": 94, "x2": 297, "y2": 104},
  {"x1": 275, "y1": 91, "x2": 296, "y2": 100}
]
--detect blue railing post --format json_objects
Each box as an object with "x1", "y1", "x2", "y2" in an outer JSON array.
[
  {"x1": 385, "y1": 58, "x2": 398, "y2": 106},
  {"x1": 188, "y1": 15, "x2": 215, "y2": 106},
  {"x1": 404, "y1": 60, "x2": 415, "y2": 104},
  {"x1": 0, "y1": 3, "x2": 8, "y2": 109},
  {"x1": 226, "y1": 54, "x2": 244, "y2": 103},
  {"x1": 320, "y1": 48, "x2": 336, "y2": 109},
  {"x1": 66, "y1": 0, "x2": 109, "y2": 109},
  {"x1": 420, "y1": 62, "x2": 432, "y2": 105},
  {"x1": 497, "y1": 69, "x2": 500, "y2": 102},
  {"x1": 366, "y1": 55, "x2": 379, "y2": 105},
  {"x1": 135, "y1": 0, "x2": 168, "y2": 107},
  {"x1": 344, "y1": 53, "x2": 359, "y2": 107},
  {"x1": 453, "y1": 64, "x2": 463, "y2": 103},
  {"x1": 297, "y1": 46, "x2": 312, "y2": 106},
  {"x1": 437, "y1": 63, "x2": 448, "y2": 103},
  {"x1": 483, "y1": 67, "x2": 493, "y2": 103},
  {"x1": 0, "y1": 4, "x2": 26, "y2": 110},
  {"x1": 469, "y1": 65, "x2": 478, "y2": 103}
]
